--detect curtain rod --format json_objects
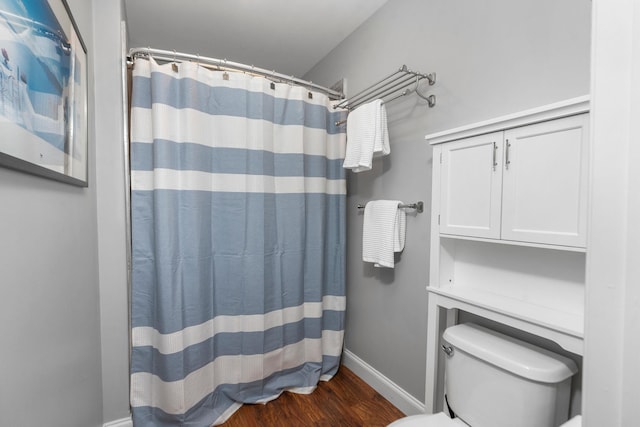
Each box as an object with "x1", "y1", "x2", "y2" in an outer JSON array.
[{"x1": 127, "y1": 47, "x2": 345, "y2": 101}]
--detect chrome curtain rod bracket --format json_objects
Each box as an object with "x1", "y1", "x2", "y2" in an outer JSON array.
[
  {"x1": 128, "y1": 47, "x2": 346, "y2": 100},
  {"x1": 357, "y1": 201, "x2": 424, "y2": 213}
]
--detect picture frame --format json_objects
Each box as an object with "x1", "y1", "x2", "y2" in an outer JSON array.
[{"x1": 0, "y1": 0, "x2": 88, "y2": 187}]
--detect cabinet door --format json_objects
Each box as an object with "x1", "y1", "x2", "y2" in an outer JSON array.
[
  {"x1": 440, "y1": 132, "x2": 503, "y2": 239},
  {"x1": 501, "y1": 114, "x2": 589, "y2": 247}
]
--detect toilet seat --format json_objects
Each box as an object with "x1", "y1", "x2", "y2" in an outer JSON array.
[{"x1": 387, "y1": 412, "x2": 468, "y2": 426}]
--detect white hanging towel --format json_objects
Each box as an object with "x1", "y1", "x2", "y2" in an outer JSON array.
[
  {"x1": 342, "y1": 99, "x2": 390, "y2": 172},
  {"x1": 362, "y1": 200, "x2": 406, "y2": 268}
]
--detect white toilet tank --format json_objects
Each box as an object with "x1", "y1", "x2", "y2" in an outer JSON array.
[{"x1": 443, "y1": 323, "x2": 578, "y2": 427}]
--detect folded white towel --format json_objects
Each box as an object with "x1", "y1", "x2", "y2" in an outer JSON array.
[
  {"x1": 343, "y1": 99, "x2": 390, "y2": 173},
  {"x1": 362, "y1": 200, "x2": 406, "y2": 268}
]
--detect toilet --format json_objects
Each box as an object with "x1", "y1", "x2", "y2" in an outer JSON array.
[{"x1": 389, "y1": 323, "x2": 578, "y2": 427}]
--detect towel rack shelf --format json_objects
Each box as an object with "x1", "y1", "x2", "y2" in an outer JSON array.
[
  {"x1": 335, "y1": 65, "x2": 436, "y2": 112},
  {"x1": 357, "y1": 201, "x2": 424, "y2": 213}
]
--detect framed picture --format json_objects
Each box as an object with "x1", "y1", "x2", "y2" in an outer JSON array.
[{"x1": 0, "y1": 0, "x2": 88, "y2": 187}]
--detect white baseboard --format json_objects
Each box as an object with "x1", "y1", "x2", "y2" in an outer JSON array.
[
  {"x1": 342, "y1": 349, "x2": 425, "y2": 416},
  {"x1": 104, "y1": 416, "x2": 133, "y2": 427}
]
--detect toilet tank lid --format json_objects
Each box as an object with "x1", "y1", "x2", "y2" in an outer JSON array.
[{"x1": 443, "y1": 323, "x2": 578, "y2": 383}]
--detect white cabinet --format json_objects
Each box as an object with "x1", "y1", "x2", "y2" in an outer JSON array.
[
  {"x1": 501, "y1": 115, "x2": 589, "y2": 247},
  {"x1": 424, "y1": 97, "x2": 589, "y2": 414},
  {"x1": 439, "y1": 132, "x2": 503, "y2": 239},
  {"x1": 439, "y1": 114, "x2": 589, "y2": 248}
]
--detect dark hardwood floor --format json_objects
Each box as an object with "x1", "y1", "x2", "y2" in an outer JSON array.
[{"x1": 223, "y1": 365, "x2": 406, "y2": 426}]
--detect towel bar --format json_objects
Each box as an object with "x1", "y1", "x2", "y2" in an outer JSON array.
[
  {"x1": 333, "y1": 65, "x2": 436, "y2": 126},
  {"x1": 334, "y1": 65, "x2": 435, "y2": 111},
  {"x1": 357, "y1": 201, "x2": 424, "y2": 213}
]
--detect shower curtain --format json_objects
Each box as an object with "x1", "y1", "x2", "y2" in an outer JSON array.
[{"x1": 129, "y1": 58, "x2": 347, "y2": 426}]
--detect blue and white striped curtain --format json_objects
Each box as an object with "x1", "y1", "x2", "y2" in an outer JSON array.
[{"x1": 129, "y1": 58, "x2": 347, "y2": 426}]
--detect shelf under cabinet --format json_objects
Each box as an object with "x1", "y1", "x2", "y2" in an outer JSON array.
[
  {"x1": 432, "y1": 237, "x2": 585, "y2": 354},
  {"x1": 427, "y1": 285, "x2": 584, "y2": 354},
  {"x1": 440, "y1": 233, "x2": 587, "y2": 253}
]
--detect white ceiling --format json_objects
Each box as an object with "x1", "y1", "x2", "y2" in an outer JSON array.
[{"x1": 124, "y1": 0, "x2": 389, "y2": 77}]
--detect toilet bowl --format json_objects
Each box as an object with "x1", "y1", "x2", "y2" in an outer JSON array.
[{"x1": 387, "y1": 323, "x2": 578, "y2": 427}]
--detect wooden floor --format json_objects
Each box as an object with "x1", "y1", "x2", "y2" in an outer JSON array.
[{"x1": 223, "y1": 366, "x2": 406, "y2": 426}]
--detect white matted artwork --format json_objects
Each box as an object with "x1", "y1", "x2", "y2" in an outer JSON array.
[{"x1": 0, "y1": 0, "x2": 88, "y2": 186}]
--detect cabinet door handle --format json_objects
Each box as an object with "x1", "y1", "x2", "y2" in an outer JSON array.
[
  {"x1": 492, "y1": 142, "x2": 497, "y2": 171},
  {"x1": 505, "y1": 139, "x2": 511, "y2": 169}
]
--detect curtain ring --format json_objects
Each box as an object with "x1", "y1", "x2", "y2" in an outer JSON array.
[
  {"x1": 222, "y1": 59, "x2": 229, "y2": 79},
  {"x1": 171, "y1": 49, "x2": 178, "y2": 72}
]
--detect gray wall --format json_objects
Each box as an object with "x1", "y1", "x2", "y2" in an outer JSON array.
[
  {"x1": 0, "y1": 1, "x2": 132, "y2": 425},
  {"x1": 305, "y1": 0, "x2": 591, "y2": 402},
  {"x1": 93, "y1": 0, "x2": 131, "y2": 424},
  {"x1": 93, "y1": 0, "x2": 129, "y2": 422},
  {"x1": 0, "y1": 1, "x2": 104, "y2": 426}
]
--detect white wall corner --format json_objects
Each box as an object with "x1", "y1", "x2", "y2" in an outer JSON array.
[
  {"x1": 103, "y1": 416, "x2": 133, "y2": 427},
  {"x1": 342, "y1": 349, "x2": 425, "y2": 416}
]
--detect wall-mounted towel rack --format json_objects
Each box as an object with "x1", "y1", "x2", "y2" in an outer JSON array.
[
  {"x1": 335, "y1": 65, "x2": 436, "y2": 113},
  {"x1": 357, "y1": 201, "x2": 424, "y2": 213}
]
